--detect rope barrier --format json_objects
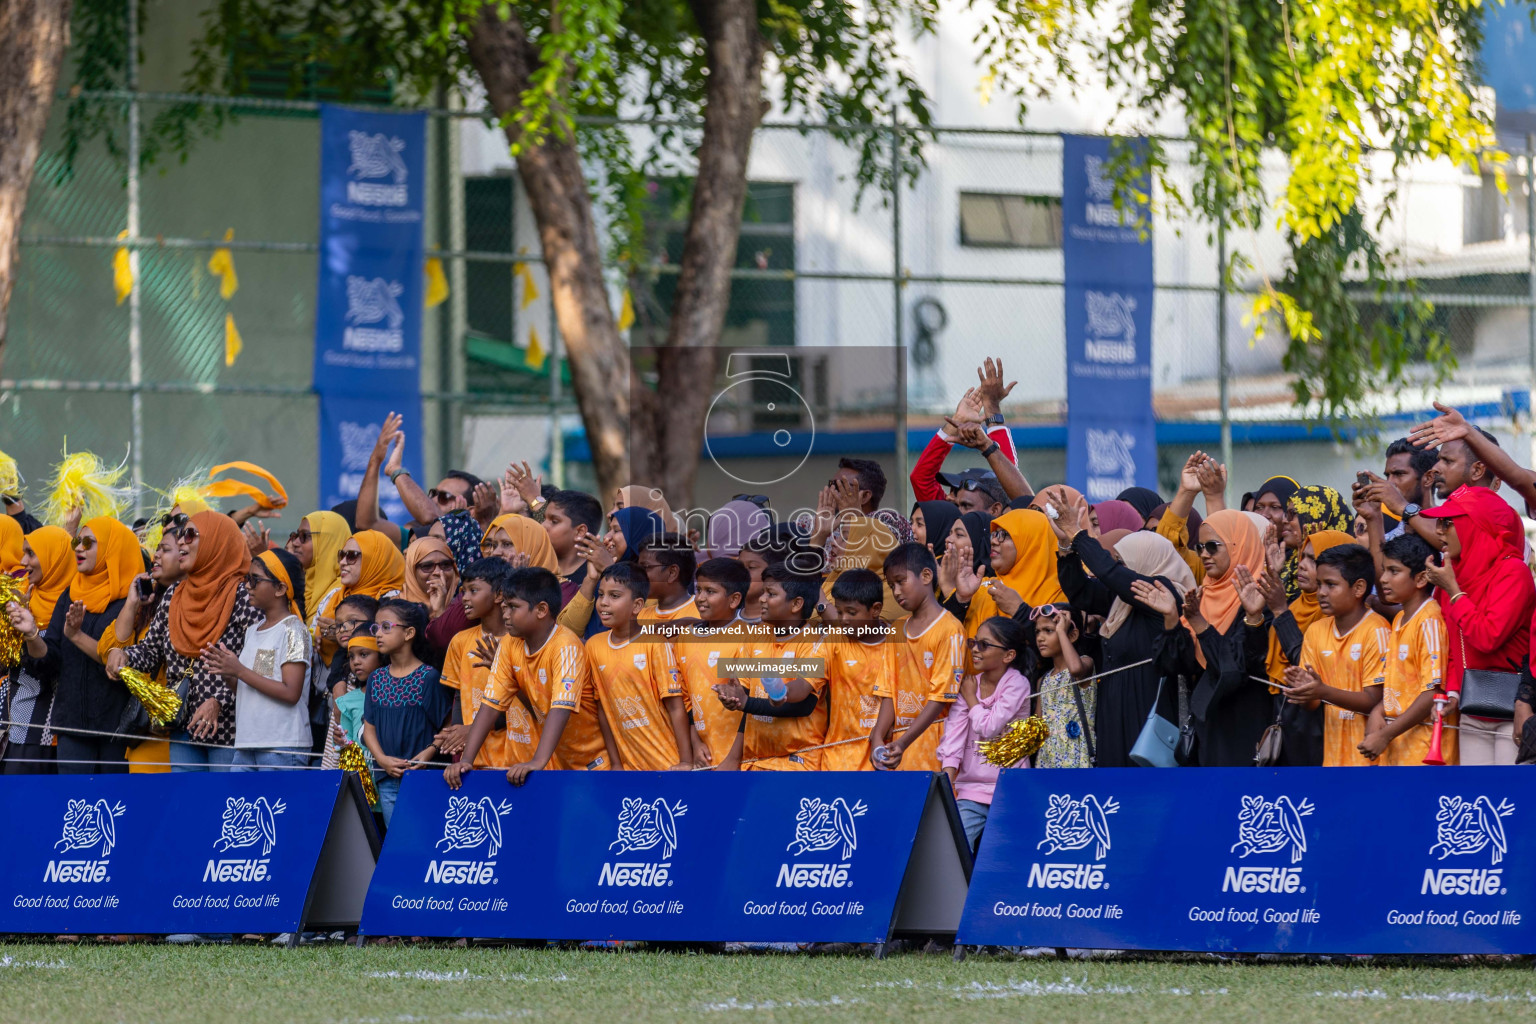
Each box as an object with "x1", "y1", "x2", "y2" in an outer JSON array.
[{"x1": 0, "y1": 719, "x2": 315, "y2": 756}]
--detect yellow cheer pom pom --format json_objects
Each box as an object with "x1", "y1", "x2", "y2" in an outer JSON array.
[
  {"x1": 340, "y1": 743, "x2": 379, "y2": 806},
  {"x1": 41, "y1": 447, "x2": 132, "y2": 527},
  {"x1": 0, "y1": 571, "x2": 25, "y2": 667},
  {"x1": 0, "y1": 448, "x2": 22, "y2": 499},
  {"x1": 978, "y1": 715, "x2": 1050, "y2": 768},
  {"x1": 118, "y1": 667, "x2": 182, "y2": 727}
]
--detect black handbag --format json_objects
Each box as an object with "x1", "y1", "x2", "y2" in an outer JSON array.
[{"x1": 1457, "y1": 630, "x2": 1519, "y2": 721}]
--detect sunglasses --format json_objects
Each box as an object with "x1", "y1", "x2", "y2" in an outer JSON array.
[
  {"x1": 160, "y1": 512, "x2": 190, "y2": 533},
  {"x1": 1028, "y1": 604, "x2": 1061, "y2": 621},
  {"x1": 967, "y1": 637, "x2": 1006, "y2": 652},
  {"x1": 287, "y1": 529, "x2": 312, "y2": 544},
  {"x1": 245, "y1": 570, "x2": 276, "y2": 588},
  {"x1": 179, "y1": 524, "x2": 200, "y2": 544},
  {"x1": 368, "y1": 621, "x2": 403, "y2": 636},
  {"x1": 428, "y1": 488, "x2": 464, "y2": 505},
  {"x1": 71, "y1": 535, "x2": 96, "y2": 551},
  {"x1": 1196, "y1": 539, "x2": 1225, "y2": 556},
  {"x1": 417, "y1": 559, "x2": 455, "y2": 575},
  {"x1": 337, "y1": 549, "x2": 362, "y2": 564}
]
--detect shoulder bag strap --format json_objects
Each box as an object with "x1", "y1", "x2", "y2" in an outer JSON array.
[{"x1": 1070, "y1": 680, "x2": 1096, "y2": 765}]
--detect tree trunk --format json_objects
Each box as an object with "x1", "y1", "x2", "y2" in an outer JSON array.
[
  {"x1": 0, "y1": 0, "x2": 73, "y2": 372},
  {"x1": 634, "y1": 0, "x2": 766, "y2": 508},
  {"x1": 464, "y1": 5, "x2": 630, "y2": 504}
]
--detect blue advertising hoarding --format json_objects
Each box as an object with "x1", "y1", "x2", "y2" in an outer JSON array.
[
  {"x1": 361, "y1": 771, "x2": 969, "y2": 942},
  {"x1": 1062, "y1": 134, "x2": 1157, "y2": 502},
  {"x1": 315, "y1": 105, "x2": 425, "y2": 521},
  {"x1": 959, "y1": 767, "x2": 1535, "y2": 954},
  {"x1": 0, "y1": 773, "x2": 377, "y2": 935}
]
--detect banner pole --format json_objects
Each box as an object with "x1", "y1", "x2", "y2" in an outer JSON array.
[
  {"x1": 1217, "y1": 206, "x2": 1232, "y2": 497},
  {"x1": 126, "y1": 0, "x2": 144, "y2": 515}
]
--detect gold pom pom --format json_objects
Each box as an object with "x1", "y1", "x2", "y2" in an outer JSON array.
[
  {"x1": 41, "y1": 447, "x2": 132, "y2": 527},
  {"x1": 118, "y1": 667, "x2": 182, "y2": 727},
  {"x1": 978, "y1": 715, "x2": 1050, "y2": 767},
  {"x1": 0, "y1": 571, "x2": 25, "y2": 667},
  {"x1": 0, "y1": 448, "x2": 22, "y2": 500},
  {"x1": 340, "y1": 742, "x2": 380, "y2": 806}
]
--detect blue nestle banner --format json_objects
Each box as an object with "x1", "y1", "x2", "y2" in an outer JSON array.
[
  {"x1": 0, "y1": 774, "x2": 357, "y2": 935},
  {"x1": 314, "y1": 105, "x2": 426, "y2": 392},
  {"x1": 959, "y1": 767, "x2": 1536, "y2": 954},
  {"x1": 1062, "y1": 134, "x2": 1157, "y2": 502},
  {"x1": 362, "y1": 771, "x2": 938, "y2": 941},
  {"x1": 318, "y1": 392, "x2": 421, "y2": 523}
]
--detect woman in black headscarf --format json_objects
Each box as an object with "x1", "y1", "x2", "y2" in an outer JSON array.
[
  {"x1": 1116, "y1": 486, "x2": 1164, "y2": 528},
  {"x1": 911, "y1": 500, "x2": 963, "y2": 560},
  {"x1": 1252, "y1": 476, "x2": 1300, "y2": 599}
]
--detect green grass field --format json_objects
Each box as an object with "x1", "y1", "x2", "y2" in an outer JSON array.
[{"x1": 1, "y1": 943, "x2": 1534, "y2": 1024}]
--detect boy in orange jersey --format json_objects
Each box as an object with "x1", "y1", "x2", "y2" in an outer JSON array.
[
  {"x1": 716, "y1": 563, "x2": 828, "y2": 770},
  {"x1": 1361, "y1": 534, "x2": 1455, "y2": 765},
  {"x1": 635, "y1": 534, "x2": 700, "y2": 623},
  {"x1": 822, "y1": 568, "x2": 893, "y2": 771},
  {"x1": 870, "y1": 543, "x2": 963, "y2": 771},
  {"x1": 445, "y1": 567, "x2": 618, "y2": 788},
  {"x1": 586, "y1": 562, "x2": 694, "y2": 770},
  {"x1": 1284, "y1": 544, "x2": 1389, "y2": 767},
  {"x1": 672, "y1": 558, "x2": 752, "y2": 770},
  {"x1": 435, "y1": 559, "x2": 530, "y2": 769}
]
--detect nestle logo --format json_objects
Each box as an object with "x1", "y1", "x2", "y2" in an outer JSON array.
[
  {"x1": 1221, "y1": 866, "x2": 1303, "y2": 894},
  {"x1": 202, "y1": 859, "x2": 270, "y2": 883},
  {"x1": 598, "y1": 862, "x2": 671, "y2": 887},
  {"x1": 775, "y1": 863, "x2": 850, "y2": 888},
  {"x1": 1084, "y1": 339, "x2": 1135, "y2": 363},
  {"x1": 1026, "y1": 862, "x2": 1105, "y2": 890},
  {"x1": 1421, "y1": 867, "x2": 1505, "y2": 896},
  {"x1": 43, "y1": 859, "x2": 109, "y2": 884},
  {"x1": 424, "y1": 860, "x2": 497, "y2": 886}
]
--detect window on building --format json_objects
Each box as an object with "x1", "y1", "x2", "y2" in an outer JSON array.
[
  {"x1": 959, "y1": 191, "x2": 1062, "y2": 248},
  {"x1": 463, "y1": 176, "x2": 515, "y2": 342},
  {"x1": 231, "y1": 36, "x2": 394, "y2": 109}
]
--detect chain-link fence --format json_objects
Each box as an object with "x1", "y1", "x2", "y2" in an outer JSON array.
[{"x1": 6, "y1": 62, "x2": 1535, "y2": 517}]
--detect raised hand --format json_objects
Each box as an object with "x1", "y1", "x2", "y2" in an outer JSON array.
[
  {"x1": 382, "y1": 430, "x2": 406, "y2": 479},
  {"x1": 471, "y1": 481, "x2": 501, "y2": 527},
  {"x1": 506, "y1": 461, "x2": 543, "y2": 507},
  {"x1": 1183, "y1": 585, "x2": 1206, "y2": 630},
  {"x1": 944, "y1": 417, "x2": 991, "y2": 452},
  {"x1": 952, "y1": 386, "x2": 985, "y2": 426},
  {"x1": 371, "y1": 411, "x2": 404, "y2": 466},
  {"x1": 1179, "y1": 451, "x2": 1207, "y2": 494},
  {"x1": 243, "y1": 519, "x2": 270, "y2": 557},
  {"x1": 956, "y1": 560, "x2": 986, "y2": 603},
  {"x1": 1234, "y1": 565, "x2": 1266, "y2": 618},
  {"x1": 1129, "y1": 578, "x2": 1178, "y2": 620},
  {"x1": 976, "y1": 357, "x2": 1017, "y2": 416},
  {"x1": 1195, "y1": 456, "x2": 1227, "y2": 498},
  {"x1": 63, "y1": 600, "x2": 85, "y2": 640},
  {"x1": 1258, "y1": 563, "x2": 1288, "y2": 613},
  {"x1": 1407, "y1": 401, "x2": 1469, "y2": 450}
]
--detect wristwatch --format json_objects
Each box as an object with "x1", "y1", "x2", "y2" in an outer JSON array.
[
  {"x1": 985, "y1": 413, "x2": 1005, "y2": 426},
  {"x1": 980, "y1": 441, "x2": 1001, "y2": 459},
  {"x1": 389, "y1": 467, "x2": 411, "y2": 485},
  {"x1": 1402, "y1": 502, "x2": 1421, "y2": 521}
]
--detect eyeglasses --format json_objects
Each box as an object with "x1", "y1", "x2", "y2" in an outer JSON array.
[
  {"x1": 967, "y1": 637, "x2": 1006, "y2": 652},
  {"x1": 337, "y1": 549, "x2": 362, "y2": 565},
  {"x1": 417, "y1": 559, "x2": 455, "y2": 575},
  {"x1": 1196, "y1": 540, "x2": 1225, "y2": 556},
  {"x1": 368, "y1": 621, "x2": 402, "y2": 636},
  {"x1": 245, "y1": 571, "x2": 275, "y2": 588},
  {"x1": 71, "y1": 535, "x2": 96, "y2": 551},
  {"x1": 287, "y1": 529, "x2": 312, "y2": 544},
  {"x1": 336, "y1": 618, "x2": 369, "y2": 637}
]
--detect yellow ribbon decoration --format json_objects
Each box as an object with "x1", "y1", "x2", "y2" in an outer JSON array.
[
  {"x1": 224, "y1": 314, "x2": 243, "y2": 366},
  {"x1": 112, "y1": 231, "x2": 133, "y2": 305},
  {"x1": 525, "y1": 324, "x2": 548, "y2": 370},
  {"x1": 513, "y1": 261, "x2": 539, "y2": 310},
  {"x1": 424, "y1": 257, "x2": 449, "y2": 309},
  {"x1": 207, "y1": 228, "x2": 239, "y2": 300},
  {"x1": 617, "y1": 288, "x2": 635, "y2": 331}
]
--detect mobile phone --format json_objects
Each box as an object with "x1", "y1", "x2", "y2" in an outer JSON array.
[
  {"x1": 1355, "y1": 471, "x2": 1372, "y2": 489},
  {"x1": 135, "y1": 577, "x2": 155, "y2": 600}
]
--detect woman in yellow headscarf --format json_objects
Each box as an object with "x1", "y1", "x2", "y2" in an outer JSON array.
[
  {"x1": 1, "y1": 526, "x2": 76, "y2": 774},
  {"x1": 315, "y1": 529, "x2": 405, "y2": 663},
  {"x1": 401, "y1": 537, "x2": 459, "y2": 608},
  {"x1": 0, "y1": 514, "x2": 23, "y2": 573},
  {"x1": 290, "y1": 510, "x2": 350, "y2": 630},
  {"x1": 962, "y1": 508, "x2": 1067, "y2": 634},
  {"x1": 482, "y1": 513, "x2": 559, "y2": 572}
]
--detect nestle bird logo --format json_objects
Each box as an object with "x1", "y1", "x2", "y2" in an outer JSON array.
[
  {"x1": 1430, "y1": 795, "x2": 1514, "y2": 865},
  {"x1": 1231, "y1": 795, "x2": 1313, "y2": 864},
  {"x1": 215, "y1": 797, "x2": 286, "y2": 857},
  {"x1": 347, "y1": 131, "x2": 408, "y2": 184},
  {"x1": 610, "y1": 797, "x2": 687, "y2": 859},
  {"x1": 787, "y1": 798, "x2": 867, "y2": 861},
  {"x1": 437, "y1": 796, "x2": 514, "y2": 858},
  {"x1": 56, "y1": 799, "x2": 126, "y2": 856},
  {"x1": 1038, "y1": 793, "x2": 1118, "y2": 860}
]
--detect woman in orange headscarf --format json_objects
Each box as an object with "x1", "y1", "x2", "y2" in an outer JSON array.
[
  {"x1": 314, "y1": 529, "x2": 405, "y2": 663},
  {"x1": 109, "y1": 511, "x2": 264, "y2": 769},
  {"x1": 1, "y1": 525, "x2": 77, "y2": 774},
  {"x1": 7, "y1": 517, "x2": 141, "y2": 773},
  {"x1": 961, "y1": 508, "x2": 1067, "y2": 634},
  {"x1": 482, "y1": 513, "x2": 559, "y2": 572},
  {"x1": 0, "y1": 514, "x2": 23, "y2": 573},
  {"x1": 1149, "y1": 508, "x2": 1275, "y2": 766}
]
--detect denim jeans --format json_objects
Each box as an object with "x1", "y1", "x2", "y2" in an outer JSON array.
[
  {"x1": 169, "y1": 733, "x2": 237, "y2": 772},
  {"x1": 229, "y1": 748, "x2": 311, "y2": 771},
  {"x1": 375, "y1": 774, "x2": 401, "y2": 826},
  {"x1": 957, "y1": 798, "x2": 990, "y2": 854}
]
